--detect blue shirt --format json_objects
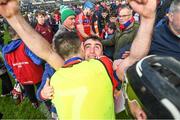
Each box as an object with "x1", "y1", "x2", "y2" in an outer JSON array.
[{"x1": 150, "y1": 20, "x2": 180, "y2": 60}]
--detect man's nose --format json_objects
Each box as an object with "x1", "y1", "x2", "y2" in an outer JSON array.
[{"x1": 90, "y1": 47, "x2": 95, "y2": 53}]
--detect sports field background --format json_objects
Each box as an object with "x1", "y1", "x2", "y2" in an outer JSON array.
[
  {"x1": 0, "y1": 27, "x2": 49, "y2": 119},
  {"x1": 0, "y1": 24, "x2": 134, "y2": 119}
]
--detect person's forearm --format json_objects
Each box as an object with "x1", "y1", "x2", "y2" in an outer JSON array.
[
  {"x1": 6, "y1": 14, "x2": 63, "y2": 69},
  {"x1": 119, "y1": 16, "x2": 155, "y2": 72},
  {"x1": 79, "y1": 30, "x2": 89, "y2": 38},
  {"x1": 77, "y1": 25, "x2": 89, "y2": 38},
  {"x1": 128, "y1": 15, "x2": 155, "y2": 64}
]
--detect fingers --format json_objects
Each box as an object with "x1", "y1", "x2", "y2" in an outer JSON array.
[
  {"x1": 41, "y1": 78, "x2": 54, "y2": 100},
  {"x1": 0, "y1": 0, "x2": 8, "y2": 4},
  {"x1": 136, "y1": 109, "x2": 147, "y2": 120},
  {"x1": 137, "y1": 111, "x2": 147, "y2": 120},
  {"x1": 114, "y1": 59, "x2": 127, "y2": 81},
  {"x1": 41, "y1": 86, "x2": 54, "y2": 100},
  {"x1": 129, "y1": 100, "x2": 147, "y2": 120},
  {"x1": 122, "y1": 51, "x2": 130, "y2": 59},
  {"x1": 47, "y1": 87, "x2": 54, "y2": 99},
  {"x1": 113, "y1": 59, "x2": 123, "y2": 70},
  {"x1": 114, "y1": 89, "x2": 121, "y2": 98},
  {"x1": 44, "y1": 78, "x2": 50, "y2": 87}
]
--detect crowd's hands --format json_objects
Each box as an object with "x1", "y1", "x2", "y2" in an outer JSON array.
[
  {"x1": 0, "y1": 0, "x2": 20, "y2": 19},
  {"x1": 41, "y1": 78, "x2": 54, "y2": 100},
  {"x1": 114, "y1": 89, "x2": 121, "y2": 98},
  {"x1": 128, "y1": 0, "x2": 157, "y2": 19},
  {"x1": 113, "y1": 59, "x2": 129, "y2": 81},
  {"x1": 129, "y1": 100, "x2": 147, "y2": 120},
  {"x1": 113, "y1": 51, "x2": 130, "y2": 81},
  {"x1": 122, "y1": 51, "x2": 130, "y2": 59}
]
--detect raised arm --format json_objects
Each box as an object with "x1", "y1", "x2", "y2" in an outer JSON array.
[
  {"x1": 0, "y1": 0, "x2": 63, "y2": 70},
  {"x1": 115, "y1": 0, "x2": 157, "y2": 80},
  {"x1": 127, "y1": 0, "x2": 156, "y2": 62}
]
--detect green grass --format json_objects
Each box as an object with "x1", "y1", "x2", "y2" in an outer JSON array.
[
  {"x1": 0, "y1": 76, "x2": 51, "y2": 119},
  {"x1": 2, "y1": 24, "x2": 11, "y2": 45}
]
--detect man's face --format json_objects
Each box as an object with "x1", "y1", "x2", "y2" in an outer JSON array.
[
  {"x1": 118, "y1": 8, "x2": 132, "y2": 24},
  {"x1": 36, "y1": 14, "x2": 45, "y2": 25},
  {"x1": 101, "y1": 12, "x2": 108, "y2": 18},
  {"x1": 63, "y1": 16, "x2": 75, "y2": 30},
  {"x1": 83, "y1": 39, "x2": 103, "y2": 59},
  {"x1": 169, "y1": 11, "x2": 180, "y2": 35},
  {"x1": 110, "y1": 16, "x2": 117, "y2": 23},
  {"x1": 116, "y1": 0, "x2": 120, "y2": 6},
  {"x1": 86, "y1": 8, "x2": 94, "y2": 17}
]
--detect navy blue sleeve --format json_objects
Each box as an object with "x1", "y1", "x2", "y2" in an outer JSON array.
[
  {"x1": 113, "y1": 71, "x2": 122, "y2": 90},
  {"x1": 36, "y1": 63, "x2": 55, "y2": 101},
  {"x1": 118, "y1": 44, "x2": 131, "y2": 59}
]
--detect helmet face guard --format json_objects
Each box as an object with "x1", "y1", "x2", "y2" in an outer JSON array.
[{"x1": 125, "y1": 55, "x2": 180, "y2": 119}]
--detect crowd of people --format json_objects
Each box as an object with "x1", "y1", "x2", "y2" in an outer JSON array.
[{"x1": 0, "y1": 0, "x2": 179, "y2": 119}]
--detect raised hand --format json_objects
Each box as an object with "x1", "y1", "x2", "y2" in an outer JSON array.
[
  {"x1": 128, "y1": 0, "x2": 157, "y2": 19},
  {"x1": 41, "y1": 78, "x2": 54, "y2": 100},
  {"x1": 0, "y1": 0, "x2": 19, "y2": 18}
]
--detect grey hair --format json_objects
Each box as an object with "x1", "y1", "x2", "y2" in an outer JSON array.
[{"x1": 169, "y1": 0, "x2": 180, "y2": 13}]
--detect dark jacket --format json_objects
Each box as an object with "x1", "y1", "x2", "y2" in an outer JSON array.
[
  {"x1": 150, "y1": 20, "x2": 180, "y2": 60},
  {"x1": 102, "y1": 22, "x2": 139, "y2": 60}
]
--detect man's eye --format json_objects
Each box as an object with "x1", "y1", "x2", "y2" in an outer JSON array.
[
  {"x1": 85, "y1": 45, "x2": 90, "y2": 49},
  {"x1": 95, "y1": 46, "x2": 100, "y2": 49}
]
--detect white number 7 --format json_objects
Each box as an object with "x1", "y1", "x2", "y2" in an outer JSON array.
[{"x1": 59, "y1": 87, "x2": 88, "y2": 119}]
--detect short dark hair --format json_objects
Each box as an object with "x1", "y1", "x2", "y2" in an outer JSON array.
[
  {"x1": 53, "y1": 31, "x2": 81, "y2": 59},
  {"x1": 102, "y1": 8, "x2": 108, "y2": 13},
  {"x1": 35, "y1": 10, "x2": 46, "y2": 17},
  {"x1": 118, "y1": 4, "x2": 132, "y2": 13},
  {"x1": 169, "y1": 0, "x2": 180, "y2": 13},
  {"x1": 84, "y1": 35, "x2": 103, "y2": 44}
]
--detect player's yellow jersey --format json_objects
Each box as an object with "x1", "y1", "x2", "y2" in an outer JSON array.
[{"x1": 51, "y1": 59, "x2": 115, "y2": 119}]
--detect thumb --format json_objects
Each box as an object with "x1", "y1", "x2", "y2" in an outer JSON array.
[{"x1": 44, "y1": 78, "x2": 50, "y2": 87}]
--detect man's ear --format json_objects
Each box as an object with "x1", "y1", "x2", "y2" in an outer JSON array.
[
  {"x1": 168, "y1": 13, "x2": 173, "y2": 22},
  {"x1": 80, "y1": 42, "x2": 85, "y2": 52},
  {"x1": 80, "y1": 42, "x2": 85, "y2": 57}
]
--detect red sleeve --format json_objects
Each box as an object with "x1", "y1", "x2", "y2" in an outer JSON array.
[{"x1": 98, "y1": 56, "x2": 118, "y2": 91}]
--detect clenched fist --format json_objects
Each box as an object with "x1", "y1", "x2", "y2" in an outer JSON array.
[{"x1": 0, "y1": 0, "x2": 20, "y2": 18}]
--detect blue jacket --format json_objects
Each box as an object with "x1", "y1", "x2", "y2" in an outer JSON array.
[
  {"x1": 150, "y1": 20, "x2": 180, "y2": 60},
  {"x1": 2, "y1": 39, "x2": 43, "y2": 79},
  {"x1": 36, "y1": 63, "x2": 55, "y2": 101},
  {"x1": 36, "y1": 63, "x2": 56, "y2": 113}
]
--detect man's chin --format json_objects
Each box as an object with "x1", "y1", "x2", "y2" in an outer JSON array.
[{"x1": 88, "y1": 56, "x2": 96, "y2": 59}]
